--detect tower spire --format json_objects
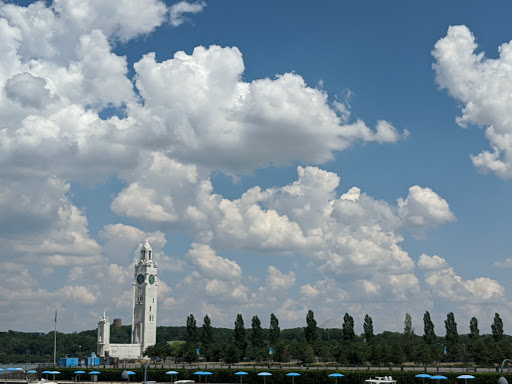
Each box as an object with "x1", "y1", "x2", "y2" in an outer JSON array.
[{"x1": 140, "y1": 239, "x2": 153, "y2": 261}]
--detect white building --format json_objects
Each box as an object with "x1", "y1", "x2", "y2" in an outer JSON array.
[{"x1": 97, "y1": 239, "x2": 158, "y2": 359}]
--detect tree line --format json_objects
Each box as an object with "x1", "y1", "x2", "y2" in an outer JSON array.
[
  {"x1": 144, "y1": 310, "x2": 512, "y2": 366},
  {"x1": 0, "y1": 310, "x2": 509, "y2": 365}
]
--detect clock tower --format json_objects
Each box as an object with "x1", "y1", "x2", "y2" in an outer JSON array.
[{"x1": 131, "y1": 239, "x2": 158, "y2": 353}]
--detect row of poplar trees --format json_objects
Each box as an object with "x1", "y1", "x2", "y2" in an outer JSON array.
[{"x1": 144, "y1": 310, "x2": 510, "y2": 366}]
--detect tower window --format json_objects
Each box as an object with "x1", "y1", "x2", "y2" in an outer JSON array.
[
  {"x1": 150, "y1": 306, "x2": 152, "y2": 312},
  {"x1": 149, "y1": 251, "x2": 152, "y2": 259}
]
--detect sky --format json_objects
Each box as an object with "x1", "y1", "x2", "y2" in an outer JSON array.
[{"x1": 2, "y1": 0, "x2": 512, "y2": 337}]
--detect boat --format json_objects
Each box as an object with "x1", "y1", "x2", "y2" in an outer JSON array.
[
  {"x1": 29, "y1": 379, "x2": 58, "y2": 384},
  {"x1": 364, "y1": 377, "x2": 397, "y2": 384}
]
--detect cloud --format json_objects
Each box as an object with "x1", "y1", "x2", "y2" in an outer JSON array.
[
  {"x1": 185, "y1": 243, "x2": 242, "y2": 280},
  {"x1": 300, "y1": 284, "x2": 320, "y2": 298},
  {"x1": 494, "y1": 258, "x2": 512, "y2": 268},
  {"x1": 131, "y1": 45, "x2": 406, "y2": 172},
  {"x1": 0, "y1": 1, "x2": 497, "y2": 333},
  {"x1": 433, "y1": 25, "x2": 512, "y2": 178},
  {"x1": 418, "y1": 254, "x2": 505, "y2": 303},
  {"x1": 100, "y1": 223, "x2": 167, "y2": 265},
  {"x1": 170, "y1": 1, "x2": 206, "y2": 27},
  {"x1": 266, "y1": 266, "x2": 296, "y2": 291},
  {"x1": 0, "y1": 0, "x2": 168, "y2": 57},
  {"x1": 397, "y1": 185, "x2": 456, "y2": 231},
  {"x1": 5, "y1": 72, "x2": 54, "y2": 108}
]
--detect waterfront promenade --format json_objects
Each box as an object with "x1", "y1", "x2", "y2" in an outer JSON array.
[
  {"x1": 83, "y1": 363, "x2": 506, "y2": 374},
  {"x1": 28, "y1": 362, "x2": 512, "y2": 374}
]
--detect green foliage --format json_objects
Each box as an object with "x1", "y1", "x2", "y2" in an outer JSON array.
[
  {"x1": 169, "y1": 340, "x2": 185, "y2": 358},
  {"x1": 270, "y1": 313, "x2": 281, "y2": 346},
  {"x1": 417, "y1": 342, "x2": 433, "y2": 365},
  {"x1": 181, "y1": 343, "x2": 198, "y2": 363},
  {"x1": 403, "y1": 313, "x2": 415, "y2": 362},
  {"x1": 6, "y1": 312, "x2": 512, "y2": 367},
  {"x1": 305, "y1": 310, "x2": 318, "y2": 345},
  {"x1": 201, "y1": 315, "x2": 213, "y2": 359},
  {"x1": 202, "y1": 315, "x2": 213, "y2": 345},
  {"x1": 224, "y1": 343, "x2": 240, "y2": 363},
  {"x1": 208, "y1": 342, "x2": 224, "y2": 361},
  {"x1": 363, "y1": 314, "x2": 374, "y2": 344},
  {"x1": 143, "y1": 341, "x2": 173, "y2": 362},
  {"x1": 317, "y1": 341, "x2": 333, "y2": 362},
  {"x1": 233, "y1": 313, "x2": 247, "y2": 359},
  {"x1": 444, "y1": 312, "x2": 459, "y2": 361},
  {"x1": 422, "y1": 311, "x2": 436, "y2": 345},
  {"x1": 273, "y1": 339, "x2": 290, "y2": 362},
  {"x1": 294, "y1": 340, "x2": 315, "y2": 364},
  {"x1": 251, "y1": 315, "x2": 264, "y2": 348},
  {"x1": 389, "y1": 342, "x2": 404, "y2": 364},
  {"x1": 492, "y1": 312, "x2": 504, "y2": 342},
  {"x1": 469, "y1": 316, "x2": 479, "y2": 339},
  {"x1": 185, "y1": 314, "x2": 198, "y2": 346},
  {"x1": 342, "y1": 313, "x2": 355, "y2": 342}
]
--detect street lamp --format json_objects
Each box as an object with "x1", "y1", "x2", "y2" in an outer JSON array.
[
  {"x1": 137, "y1": 360, "x2": 148, "y2": 384},
  {"x1": 498, "y1": 359, "x2": 512, "y2": 384}
]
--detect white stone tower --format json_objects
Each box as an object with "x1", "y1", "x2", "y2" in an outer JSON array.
[
  {"x1": 131, "y1": 239, "x2": 158, "y2": 353},
  {"x1": 97, "y1": 312, "x2": 110, "y2": 357}
]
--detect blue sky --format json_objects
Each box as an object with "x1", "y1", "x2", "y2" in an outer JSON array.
[{"x1": 2, "y1": 0, "x2": 512, "y2": 336}]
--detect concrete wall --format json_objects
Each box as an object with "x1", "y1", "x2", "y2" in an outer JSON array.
[{"x1": 109, "y1": 343, "x2": 141, "y2": 360}]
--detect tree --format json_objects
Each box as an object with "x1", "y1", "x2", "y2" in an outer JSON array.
[
  {"x1": 202, "y1": 315, "x2": 213, "y2": 344},
  {"x1": 390, "y1": 343, "x2": 405, "y2": 364},
  {"x1": 423, "y1": 311, "x2": 436, "y2": 345},
  {"x1": 470, "y1": 337, "x2": 490, "y2": 365},
  {"x1": 444, "y1": 312, "x2": 459, "y2": 361},
  {"x1": 317, "y1": 342, "x2": 333, "y2": 362},
  {"x1": 169, "y1": 341, "x2": 185, "y2": 360},
  {"x1": 403, "y1": 313, "x2": 415, "y2": 361},
  {"x1": 295, "y1": 340, "x2": 315, "y2": 364},
  {"x1": 269, "y1": 313, "x2": 281, "y2": 346},
  {"x1": 305, "y1": 310, "x2": 318, "y2": 345},
  {"x1": 186, "y1": 314, "x2": 198, "y2": 346},
  {"x1": 404, "y1": 313, "x2": 414, "y2": 337},
  {"x1": 368, "y1": 343, "x2": 383, "y2": 365},
  {"x1": 234, "y1": 314, "x2": 247, "y2": 359},
  {"x1": 423, "y1": 311, "x2": 440, "y2": 361},
  {"x1": 202, "y1": 315, "x2": 213, "y2": 360},
  {"x1": 182, "y1": 344, "x2": 198, "y2": 362},
  {"x1": 418, "y1": 343, "x2": 433, "y2": 365},
  {"x1": 224, "y1": 343, "x2": 240, "y2": 364},
  {"x1": 273, "y1": 339, "x2": 290, "y2": 363},
  {"x1": 342, "y1": 313, "x2": 355, "y2": 342},
  {"x1": 251, "y1": 315, "x2": 264, "y2": 348},
  {"x1": 469, "y1": 317, "x2": 479, "y2": 339},
  {"x1": 208, "y1": 343, "x2": 224, "y2": 362},
  {"x1": 492, "y1": 313, "x2": 504, "y2": 342},
  {"x1": 363, "y1": 314, "x2": 374, "y2": 344}
]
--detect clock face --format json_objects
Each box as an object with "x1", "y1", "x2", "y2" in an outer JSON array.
[
  {"x1": 136, "y1": 274, "x2": 145, "y2": 284},
  {"x1": 149, "y1": 274, "x2": 155, "y2": 284}
]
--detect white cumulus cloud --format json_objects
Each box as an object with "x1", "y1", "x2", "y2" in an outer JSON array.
[{"x1": 433, "y1": 25, "x2": 512, "y2": 178}]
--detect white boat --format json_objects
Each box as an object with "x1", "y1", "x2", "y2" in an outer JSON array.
[
  {"x1": 30, "y1": 379, "x2": 58, "y2": 384},
  {"x1": 365, "y1": 377, "x2": 397, "y2": 384}
]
